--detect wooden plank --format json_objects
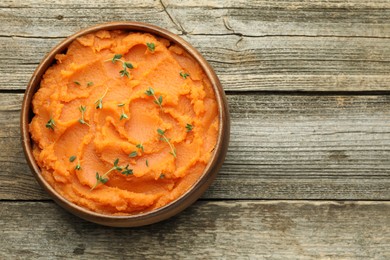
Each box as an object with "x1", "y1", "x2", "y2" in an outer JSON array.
[
  {"x1": 1, "y1": 201, "x2": 389, "y2": 259},
  {"x1": 1, "y1": 93, "x2": 389, "y2": 200},
  {"x1": 164, "y1": 0, "x2": 390, "y2": 38},
  {"x1": 0, "y1": 0, "x2": 179, "y2": 37},
  {"x1": 1, "y1": 0, "x2": 390, "y2": 91},
  {"x1": 1, "y1": 0, "x2": 390, "y2": 37},
  {"x1": 1, "y1": 35, "x2": 390, "y2": 91}
]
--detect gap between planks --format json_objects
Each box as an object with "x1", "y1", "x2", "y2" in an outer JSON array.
[{"x1": 4, "y1": 90, "x2": 390, "y2": 95}]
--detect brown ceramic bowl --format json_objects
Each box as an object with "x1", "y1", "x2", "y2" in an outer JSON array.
[{"x1": 21, "y1": 22, "x2": 230, "y2": 227}]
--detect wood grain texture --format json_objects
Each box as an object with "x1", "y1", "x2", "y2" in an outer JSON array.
[
  {"x1": 163, "y1": 0, "x2": 390, "y2": 44},
  {"x1": 1, "y1": 36, "x2": 390, "y2": 91},
  {"x1": 2, "y1": 1, "x2": 390, "y2": 258},
  {"x1": 2, "y1": 0, "x2": 390, "y2": 37},
  {"x1": 2, "y1": 93, "x2": 389, "y2": 200},
  {"x1": 1, "y1": 201, "x2": 389, "y2": 259},
  {"x1": 1, "y1": 0, "x2": 390, "y2": 91}
]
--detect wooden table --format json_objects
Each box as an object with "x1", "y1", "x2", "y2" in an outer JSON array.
[{"x1": 1, "y1": 0, "x2": 390, "y2": 258}]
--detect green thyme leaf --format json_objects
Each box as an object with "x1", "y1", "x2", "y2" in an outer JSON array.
[
  {"x1": 120, "y1": 69, "x2": 130, "y2": 78},
  {"x1": 113, "y1": 158, "x2": 119, "y2": 167},
  {"x1": 186, "y1": 123, "x2": 193, "y2": 132},
  {"x1": 121, "y1": 165, "x2": 133, "y2": 176},
  {"x1": 111, "y1": 54, "x2": 122, "y2": 63},
  {"x1": 95, "y1": 100, "x2": 102, "y2": 109},
  {"x1": 45, "y1": 118, "x2": 55, "y2": 130},
  {"x1": 145, "y1": 87, "x2": 155, "y2": 96},
  {"x1": 146, "y1": 42, "x2": 155, "y2": 52},
  {"x1": 124, "y1": 62, "x2": 133, "y2": 69},
  {"x1": 113, "y1": 159, "x2": 123, "y2": 171},
  {"x1": 74, "y1": 81, "x2": 81, "y2": 85},
  {"x1": 136, "y1": 143, "x2": 144, "y2": 152},
  {"x1": 153, "y1": 95, "x2": 163, "y2": 106},
  {"x1": 129, "y1": 151, "x2": 138, "y2": 158},
  {"x1": 69, "y1": 155, "x2": 76, "y2": 162},
  {"x1": 95, "y1": 172, "x2": 108, "y2": 184},
  {"x1": 120, "y1": 113, "x2": 128, "y2": 120},
  {"x1": 87, "y1": 81, "x2": 94, "y2": 87},
  {"x1": 180, "y1": 72, "x2": 190, "y2": 79}
]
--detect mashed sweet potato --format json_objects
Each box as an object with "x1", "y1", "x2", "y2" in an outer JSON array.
[{"x1": 29, "y1": 30, "x2": 219, "y2": 215}]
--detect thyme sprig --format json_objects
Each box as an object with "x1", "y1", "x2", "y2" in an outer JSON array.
[
  {"x1": 157, "y1": 128, "x2": 177, "y2": 158},
  {"x1": 45, "y1": 118, "x2": 55, "y2": 130},
  {"x1": 69, "y1": 155, "x2": 81, "y2": 170},
  {"x1": 93, "y1": 173, "x2": 108, "y2": 190},
  {"x1": 106, "y1": 54, "x2": 134, "y2": 78},
  {"x1": 78, "y1": 106, "x2": 90, "y2": 126},
  {"x1": 145, "y1": 87, "x2": 163, "y2": 110},
  {"x1": 118, "y1": 103, "x2": 128, "y2": 120},
  {"x1": 95, "y1": 88, "x2": 108, "y2": 109},
  {"x1": 91, "y1": 158, "x2": 133, "y2": 190},
  {"x1": 91, "y1": 159, "x2": 120, "y2": 190},
  {"x1": 122, "y1": 164, "x2": 133, "y2": 176}
]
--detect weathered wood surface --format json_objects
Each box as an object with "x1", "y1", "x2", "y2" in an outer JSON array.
[
  {"x1": 1, "y1": 201, "x2": 389, "y2": 259},
  {"x1": 1, "y1": 0, "x2": 390, "y2": 91},
  {"x1": 2, "y1": 0, "x2": 390, "y2": 37},
  {"x1": 1, "y1": 0, "x2": 390, "y2": 259},
  {"x1": 1, "y1": 93, "x2": 389, "y2": 200}
]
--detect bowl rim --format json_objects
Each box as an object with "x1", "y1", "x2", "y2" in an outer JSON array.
[{"x1": 21, "y1": 21, "x2": 230, "y2": 227}]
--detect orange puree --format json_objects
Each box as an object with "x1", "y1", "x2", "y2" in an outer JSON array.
[{"x1": 29, "y1": 30, "x2": 219, "y2": 215}]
